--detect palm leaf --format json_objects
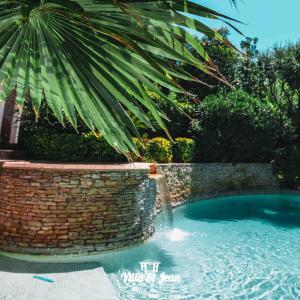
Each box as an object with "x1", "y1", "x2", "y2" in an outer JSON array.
[{"x1": 0, "y1": 0, "x2": 239, "y2": 156}]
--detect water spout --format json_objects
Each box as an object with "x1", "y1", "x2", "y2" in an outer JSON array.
[{"x1": 156, "y1": 175, "x2": 174, "y2": 228}]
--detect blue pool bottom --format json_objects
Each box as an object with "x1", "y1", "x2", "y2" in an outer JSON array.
[{"x1": 95, "y1": 194, "x2": 300, "y2": 299}]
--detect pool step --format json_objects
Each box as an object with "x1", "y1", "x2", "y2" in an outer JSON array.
[{"x1": 0, "y1": 254, "x2": 119, "y2": 300}]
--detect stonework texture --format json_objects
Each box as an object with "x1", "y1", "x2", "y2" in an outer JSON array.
[
  {"x1": 157, "y1": 163, "x2": 279, "y2": 207},
  {"x1": 0, "y1": 162, "x2": 279, "y2": 254},
  {"x1": 0, "y1": 164, "x2": 156, "y2": 254}
]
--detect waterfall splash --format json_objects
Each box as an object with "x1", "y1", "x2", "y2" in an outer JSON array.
[
  {"x1": 156, "y1": 175, "x2": 174, "y2": 228},
  {"x1": 166, "y1": 228, "x2": 191, "y2": 241},
  {"x1": 150, "y1": 173, "x2": 191, "y2": 241}
]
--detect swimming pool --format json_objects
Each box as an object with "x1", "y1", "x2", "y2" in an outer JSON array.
[{"x1": 99, "y1": 194, "x2": 300, "y2": 299}]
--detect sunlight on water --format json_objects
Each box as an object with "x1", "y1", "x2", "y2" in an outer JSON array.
[
  {"x1": 106, "y1": 194, "x2": 300, "y2": 299},
  {"x1": 262, "y1": 209, "x2": 278, "y2": 215}
]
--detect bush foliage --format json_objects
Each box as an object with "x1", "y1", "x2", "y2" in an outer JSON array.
[
  {"x1": 274, "y1": 146, "x2": 300, "y2": 189},
  {"x1": 144, "y1": 137, "x2": 173, "y2": 163},
  {"x1": 21, "y1": 129, "x2": 193, "y2": 164},
  {"x1": 173, "y1": 138, "x2": 195, "y2": 163},
  {"x1": 190, "y1": 90, "x2": 292, "y2": 163},
  {"x1": 21, "y1": 128, "x2": 125, "y2": 162}
]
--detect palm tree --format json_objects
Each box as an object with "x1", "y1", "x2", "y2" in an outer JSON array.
[{"x1": 0, "y1": 0, "x2": 238, "y2": 156}]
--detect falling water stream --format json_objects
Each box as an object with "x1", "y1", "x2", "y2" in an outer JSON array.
[
  {"x1": 153, "y1": 174, "x2": 191, "y2": 241},
  {"x1": 156, "y1": 175, "x2": 174, "y2": 228}
]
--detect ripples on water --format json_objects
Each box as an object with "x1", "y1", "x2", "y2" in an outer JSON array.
[{"x1": 103, "y1": 194, "x2": 300, "y2": 299}]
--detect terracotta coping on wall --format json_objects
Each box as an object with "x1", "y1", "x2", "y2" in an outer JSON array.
[
  {"x1": 0, "y1": 160, "x2": 153, "y2": 171},
  {"x1": 149, "y1": 163, "x2": 157, "y2": 174}
]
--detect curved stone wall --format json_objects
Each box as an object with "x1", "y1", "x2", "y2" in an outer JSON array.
[
  {"x1": 0, "y1": 161, "x2": 280, "y2": 255},
  {"x1": 0, "y1": 162, "x2": 156, "y2": 254}
]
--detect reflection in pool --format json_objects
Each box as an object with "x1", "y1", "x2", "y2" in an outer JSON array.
[{"x1": 99, "y1": 194, "x2": 300, "y2": 299}]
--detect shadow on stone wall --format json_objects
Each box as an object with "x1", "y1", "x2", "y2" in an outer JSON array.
[{"x1": 157, "y1": 163, "x2": 280, "y2": 207}]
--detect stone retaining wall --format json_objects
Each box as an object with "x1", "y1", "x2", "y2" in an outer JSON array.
[
  {"x1": 157, "y1": 163, "x2": 279, "y2": 207},
  {"x1": 0, "y1": 162, "x2": 156, "y2": 254},
  {"x1": 0, "y1": 161, "x2": 280, "y2": 254}
]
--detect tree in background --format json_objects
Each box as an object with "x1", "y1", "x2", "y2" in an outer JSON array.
[
  {"x1": 147, "y1": 27, "x2": 240, "y2": 139},
  {"x1": 179, "y1": 27, "x2": 239, "y2": 100},
  {"x1": 260, "y1": 45, "x2": 300, "y2": 137},
  {"x1": 239, "y1": 42, "x2": 300, "y2": 112},
  {"x1": 235, "y1": 37, "x2": 264, "y2": 98},
  {"x1": 190, "y1": 89, "x2": 291, "y2": 163}
]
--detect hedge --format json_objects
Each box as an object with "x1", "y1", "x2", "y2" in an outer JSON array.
[
  {"x1": 21, "y1": 128, "x2": 125, "y2": 162},
  {"x1": 144, "y1": 137, "x2": 173, "y2": 163},
  {"x1": 173, "y1": 138, "x2": 195, "y2": 163},
  {"x1": 21, "y1": 128, "x2": 195, "y2": 163},
  {"x1": 190, "y1": 89, "x2": 293, "y2": 163}
]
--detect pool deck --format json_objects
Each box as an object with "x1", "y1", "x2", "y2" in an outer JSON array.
[{"x1": 0, "y1": 255, "x2": 118, "y2": 300}]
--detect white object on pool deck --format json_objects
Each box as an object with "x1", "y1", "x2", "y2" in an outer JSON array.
[{"x1": 0, "y1": 266, "x2": 118, "y2": 300}]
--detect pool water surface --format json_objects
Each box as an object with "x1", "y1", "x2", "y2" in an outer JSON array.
[{"x1": 98, "y1": 194, "x2": 300, "y2": 299}]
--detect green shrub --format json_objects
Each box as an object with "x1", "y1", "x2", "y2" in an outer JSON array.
[
  {"x1": 131, "y1": 137, "x2": 146, "y2": 162},
  {"x1": 173, "y1": 138, "x2": 195, "y2": 163},
  {"x1": 144, "y1": 137, "x2": 172, "y2": 163},
  {"x1": 84, "y1": 132, "x2": 125, "y2": 162},
  {"x1": 22, "y1": 128, "x2": 87, "y2": 161},
  {"x1": 190, "y1": 89, "x2": 293, "y2": 163},
  {"x1": 22, "y1": 128, "x2": 197, "y2": 164},
  {"x1": 274, "y1": 145, "x2": 300, "y2": 189},
  {"x1": 21, "y1": 128, "x2": 126, "y2": 162}
]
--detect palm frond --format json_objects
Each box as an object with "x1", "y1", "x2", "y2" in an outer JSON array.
[{"x1": 0, "y1": 0, "x2": 239, "y2": 156}]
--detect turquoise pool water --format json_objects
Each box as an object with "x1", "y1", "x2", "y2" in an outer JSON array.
[{"x1": 99, "y1": 194, "x2": 300, "y2": 299}]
